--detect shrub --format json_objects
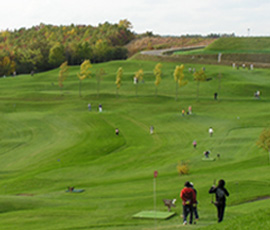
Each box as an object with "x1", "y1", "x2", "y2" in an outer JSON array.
[{"x1": 177, "y1": 161, "x2": 189, "y2": 175}]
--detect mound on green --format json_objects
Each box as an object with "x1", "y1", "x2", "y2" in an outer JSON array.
[{"x1": 133, "y1": 211, "x2": 176, "y2": 219}]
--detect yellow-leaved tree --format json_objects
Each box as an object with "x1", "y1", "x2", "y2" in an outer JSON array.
[
  {"x1": 58, "y1": 61, "x2": 68, "y2": 94},
  {"x1": 154, "y1": 63, "x2": 162, "y2": 97},
  {"x1": 77, "y1": 60, "x2": 92, "y2": 97},
  {"x1": 134, "y1": 69, "x2": 144, "y2": 97},
  {"x1": 257, "y1": 128, "x2": 270, "y2": 165},
  {"x1": 0, "y1": 56, "x2": 16, "y2": 76},
  {"x1": 193, "y1": 68, "x2": 207, "y2": 101},
  {"x1": 174, "y1": 64, "x2": 187, "y2": 101},
  {"x1": 115, "y1": 67, "x2": 123, "y2": 97}
]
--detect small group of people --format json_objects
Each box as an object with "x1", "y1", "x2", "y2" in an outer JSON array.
[
  {"x1": 114, "y1": 125, "x2": 155, "y2": 137},
  {"x1": 180, "y1": 181, "x2": 198, "y2": 225},
  {"x1": 181, "y1": 106, "x2": 192, "y2": 116},
  {"x1": 180, "y1": 179, "x2": 229, "y2": 225},
  {"x1": 232, "y1": 63, "x2": 254, "y2": 70},
  {"x1": 87, "y1": 103, "x2": 103, "y2": 112}
]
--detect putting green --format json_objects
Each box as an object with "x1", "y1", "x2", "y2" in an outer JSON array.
[
  {"x1": 202, "y1": 157, "x2": 216, "y2": 161},
  {"x1": 133, "y1": 211, "x2": 176, "y2": 219}
]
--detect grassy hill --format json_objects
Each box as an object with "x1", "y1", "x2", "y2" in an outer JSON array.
[
  {"x1": 0, "y1": 60, "x2": 270, "y2": 230},
  {"x1": 168, "y1": 37, "x2": 270, "y2": 67},
  {"x1": 205, "y1": 37, "x2": 270, "y2": 54}
]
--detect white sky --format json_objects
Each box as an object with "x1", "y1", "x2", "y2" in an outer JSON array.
[{"x1": 1, "y1": 0, "x2": 270, "y2": 36}]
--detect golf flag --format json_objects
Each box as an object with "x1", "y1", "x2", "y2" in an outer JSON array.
[{"x1": 154, "y1": 170, "x2": 158, "y2": 178}]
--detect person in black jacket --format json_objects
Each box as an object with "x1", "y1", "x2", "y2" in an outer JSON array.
[
  {"x1": 190, "y1": 182, "x2": 199, "y2": 223},
  {"x1": 209, "y1": 179, "x2": 229, "y2": 222}
]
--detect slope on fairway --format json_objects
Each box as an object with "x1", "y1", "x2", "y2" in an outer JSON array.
[{"x1": 0, "y1": 60, "x2": 269, "y2": 230}]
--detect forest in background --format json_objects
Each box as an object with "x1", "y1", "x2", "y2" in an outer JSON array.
[
  {"x1": 0, "y1": 19, "x2": 234, "y2": 77},
  {"x1": 0, "y1": 20, "x2": 134, "y2": 75}
]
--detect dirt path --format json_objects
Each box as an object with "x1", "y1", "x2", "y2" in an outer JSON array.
[{"x1": 140, "y1": 45, "x2": 206, "y2": 56}]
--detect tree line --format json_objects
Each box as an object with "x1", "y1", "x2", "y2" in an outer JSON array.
[
  {"x1": 59, "y1": 61, "x2": 208, "y2": 101},
  {"x1": 0, "y1": 20, "x2": 134, "y2": 76}
]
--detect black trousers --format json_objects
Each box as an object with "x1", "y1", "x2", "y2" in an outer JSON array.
[
  {"x1": 183, "y1": 205, "x2": 193, "y2": 224},
  {"x1": 217, "y1": 203, "x2": 226, "y2": 222}
]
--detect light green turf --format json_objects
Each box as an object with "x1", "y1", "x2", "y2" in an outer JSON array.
[
  {"x1": 0, "y1": 59, "x2": 270, "y2": 230},
  {"x1": 175, "y1": 37, "x2": 270, "y2": 55},
  {"x1": 133, "y1": 211, "x2": 175, "y2": 219}
]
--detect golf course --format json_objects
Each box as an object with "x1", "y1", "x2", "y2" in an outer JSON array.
[{"x1": 0, "y1": 43, "x2": 270, "y2": 229}]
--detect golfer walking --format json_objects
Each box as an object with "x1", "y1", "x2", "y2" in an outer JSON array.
[{"x1": 209, "y1": 179, "x2": 229, "y2": 222}]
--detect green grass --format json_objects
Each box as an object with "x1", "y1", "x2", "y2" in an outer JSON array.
[
  {"x1": 0, "y1": 59, "x2": 270, "y2": 229},
  {"x1": 175, "y1": 37, "x2": 270, "y2": 55}
]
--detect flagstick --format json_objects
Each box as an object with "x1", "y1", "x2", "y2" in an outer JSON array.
[
  {"x1": 154, "y1": 177, "x2": 156, "y2": 229},
  {"x1": 153, "y1": 171, "x2": 158, "y2": 230}
]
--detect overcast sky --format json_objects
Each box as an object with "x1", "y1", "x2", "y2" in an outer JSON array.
[{"x1": 1, "y1": 0, "x2": 270, "y2": 36}]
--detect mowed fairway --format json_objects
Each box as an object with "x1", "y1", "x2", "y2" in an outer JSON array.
[{"x1": 0, "y1": 60, "x2": 270, "y2": 230}]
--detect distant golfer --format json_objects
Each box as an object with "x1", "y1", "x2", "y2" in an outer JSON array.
[
  {"x1": 98, "y1": 104, "x2": 102, "y2": 112},
  {"x1": 188, "y1": 106, "x2": 192, "y2": 115},
  {"x1": 115, "y1": 128, "x2": 119, "y2": 135},
  {"x1": 193, "y1": 140, "x2": 197, "y2": 149},
  {"x1": 182, "y1": 109, "x2": 185, "y2": 116},
  {"x1": 204, "y1": 150, "x2": 210, "y2": 158},
  {"x1": 209, "y1": 127, "x2": 214, "y2": 137},
  {"x1": 150, "y1": 126, "x2": 154, "y2": 135},
  {"x1": 88, "y1": 103, "x2": 91, "y2": 111},
  {"x1": 214, "y1": 92, "x2": 218, "y2": 100},
  {"x1": 209, "y1": 179, "x2": 229, "y2": 223}
]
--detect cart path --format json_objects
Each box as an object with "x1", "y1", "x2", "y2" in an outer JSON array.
[{"x1": 140, "y1": 45, "x2": 206, "y2": 56}]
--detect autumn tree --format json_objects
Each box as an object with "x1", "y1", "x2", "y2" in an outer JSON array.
[
  {"x1": 58, "y1": 61, "x2": 68, "y2": 94},
  {"x1": 115, "y1": 67, "x2": 123, "y2": 97},
  {"x1": 174, "y1": 64, "x2": 187, "y2": 101},
  {"x1": 154, "y1": 63, "x2": 162, "y2": 97},
  {"x1": 118, "y1": 19, "x2": 133, "y2": 29},
  {"x1": 15, "y1": 48, "x2": 43, "y2": 73},
  {"x1": 193, "y1": 68, "x2": 207, "y2": 101},
  {"x1": 0, "y1": 56, "x2": 16, "y2": 76},
  {"x1": 77, "y1": 60, "x2": 92, "y2": 97},
  {"x1": 257, "y1": 128, "x2": 270, "y2": 164},
  {"x1": 134, "y1": 69, "x2": 144, "y2": 97},
  {"x1": 93, "y1": 39, "x2": 110, "y2": 62},
  {"x1": 0, "y1": 22, "x2": 134, "y2": 74},
  {"x1": 49, "y1": 43, "x2": 65, "y2": 68}
]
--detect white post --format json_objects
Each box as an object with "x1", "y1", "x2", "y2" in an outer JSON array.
[
  {"x1": 153, "y1": 177, "x2": 156, "y2": 211},
  {"x1": 218, "y1": 53, "x2": 222, "y2": 63},
  {"x1": 153, "y1": 171, "x2": 158, "y2": 229}
]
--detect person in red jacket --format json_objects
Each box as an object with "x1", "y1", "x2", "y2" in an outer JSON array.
[{"x1": 180, "y1": 181, "x2": 197, "y2": 225}]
